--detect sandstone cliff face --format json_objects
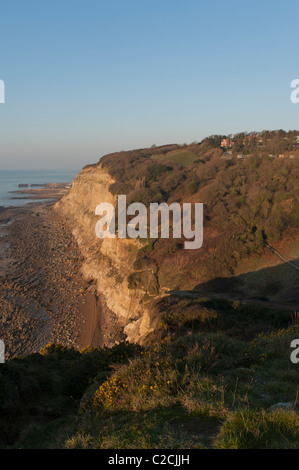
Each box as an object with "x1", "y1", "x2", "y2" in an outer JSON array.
[{"x1": 55, "y1": 163, "x2": 155, "y2": 344}]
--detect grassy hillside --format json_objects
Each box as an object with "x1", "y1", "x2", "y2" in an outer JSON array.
[
  {"x1": 0, "y1": 297, "x2": 298, "y2": 449},
  {"x1": 151, "y1": 150, "x2": 198, "y2": 166}
]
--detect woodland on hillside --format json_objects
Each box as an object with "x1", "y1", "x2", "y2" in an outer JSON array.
[{"x1": 100, "y1": 131, "x2": 299, "y2": 292}]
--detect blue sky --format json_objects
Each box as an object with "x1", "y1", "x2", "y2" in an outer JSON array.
[{"x1": 0, "y1": 0, "x2": 299, "y2": 170}]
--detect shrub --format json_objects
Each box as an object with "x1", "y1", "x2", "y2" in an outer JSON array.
[
  {"x1": 161, "y1": 306, "x2": 218, "y2": 328},
  {"x1": 146, "y1": 163, "x2": 170, "y2": 182},
  {"x1": 185, "y1": 178, "x2": 199, "y2": 195}
]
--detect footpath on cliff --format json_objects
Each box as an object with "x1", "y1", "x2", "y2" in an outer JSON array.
[{"x1": 0, "y1": 201, "x2": 122, "y2": 359}]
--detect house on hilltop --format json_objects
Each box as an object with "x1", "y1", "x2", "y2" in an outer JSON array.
[{"x1": 221, "y1": 138, "x2": 234, "y2": 148}]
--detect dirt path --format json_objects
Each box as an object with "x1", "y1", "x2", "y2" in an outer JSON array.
[{"x1": 265, "y1": 242, "x2": 299, "y2": 271}]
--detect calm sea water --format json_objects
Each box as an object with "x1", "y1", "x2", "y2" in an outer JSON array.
[{"x1": 0, "y1": 169, "x2": 79, "y2": 207}]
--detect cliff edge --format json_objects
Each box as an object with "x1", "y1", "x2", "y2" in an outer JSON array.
[{"x1": 55, "y1": 163, "x2": 156, "y2": 344}]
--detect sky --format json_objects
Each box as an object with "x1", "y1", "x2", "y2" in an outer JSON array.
[{"x1": 0, "y1": 0, "x2": 299, "y2": 170}]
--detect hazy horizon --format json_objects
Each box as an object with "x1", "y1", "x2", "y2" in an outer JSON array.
[
  {"x1": 0, "y1": 126, "x2": 298, "y2": 172},
  {"x1": 1, "y1": 0, "x2": 299, "y2": 170}
]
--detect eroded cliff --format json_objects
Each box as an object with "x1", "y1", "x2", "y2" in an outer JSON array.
[{"x1": 55, "y1": 163, "x2": 156, "y2": 344}]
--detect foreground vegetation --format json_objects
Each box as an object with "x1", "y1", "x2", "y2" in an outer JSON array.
[{"x1": 1, "y1": 297, "x2": 298, "y2": 449}]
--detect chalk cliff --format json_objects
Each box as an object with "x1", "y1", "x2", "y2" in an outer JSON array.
[{"x1": 55, "y1": 163, "x2": 156, "y2": 344}]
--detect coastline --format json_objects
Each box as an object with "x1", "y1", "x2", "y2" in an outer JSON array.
[
  {"x1": 9, "y1": 183, "x2": 72, "y2": 202},
  {"x1": 0, "y1": 194, "x2": 121, "y2": 359}
]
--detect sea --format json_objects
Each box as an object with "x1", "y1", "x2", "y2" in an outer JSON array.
[{"x1": 0, "y1": 169, "x2": 79, "y2": 207}]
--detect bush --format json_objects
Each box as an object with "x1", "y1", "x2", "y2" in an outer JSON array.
[
  {"x1": 146, "y1": 163, "x2": 170, "y2": 182},
  {"x1": 161, "y1": 305, "x2": 218, "y2": 328},
  {"x1": 185, "y1": 178, "x2": 199, "y2": 195}
]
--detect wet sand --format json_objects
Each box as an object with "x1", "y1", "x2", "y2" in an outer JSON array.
[{"x1": 0, "y1": 198, "x2": 122, "y2": 358}]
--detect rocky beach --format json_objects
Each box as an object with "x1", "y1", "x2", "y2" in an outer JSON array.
[{"x1": 0, "y1": 187, "x2": 122, "y2": 359}]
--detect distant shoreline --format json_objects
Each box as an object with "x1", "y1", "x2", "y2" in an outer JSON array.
[
  {"x1": 9, "y1": 182, "x2": 72, "y2": 202},
  {"x1": 0, "y1": 169, "x2": 77, "y2": 208}
]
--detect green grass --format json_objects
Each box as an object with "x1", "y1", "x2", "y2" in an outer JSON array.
[
  {"x1": 65, "y1": 408, "x2": 214, "y2": 449},
  {"x1": 9, "y1": 415, "x2": 76, "y2": 449},
  {"x1": 215, "y1": 409, "x2": 299, "y2": 449},
  {"x1": 151, "y1": 151, "x2": 198, "y2": 166},
  {"x1": 1, "y1": 302, "x2": 299, "y2": 449}
]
